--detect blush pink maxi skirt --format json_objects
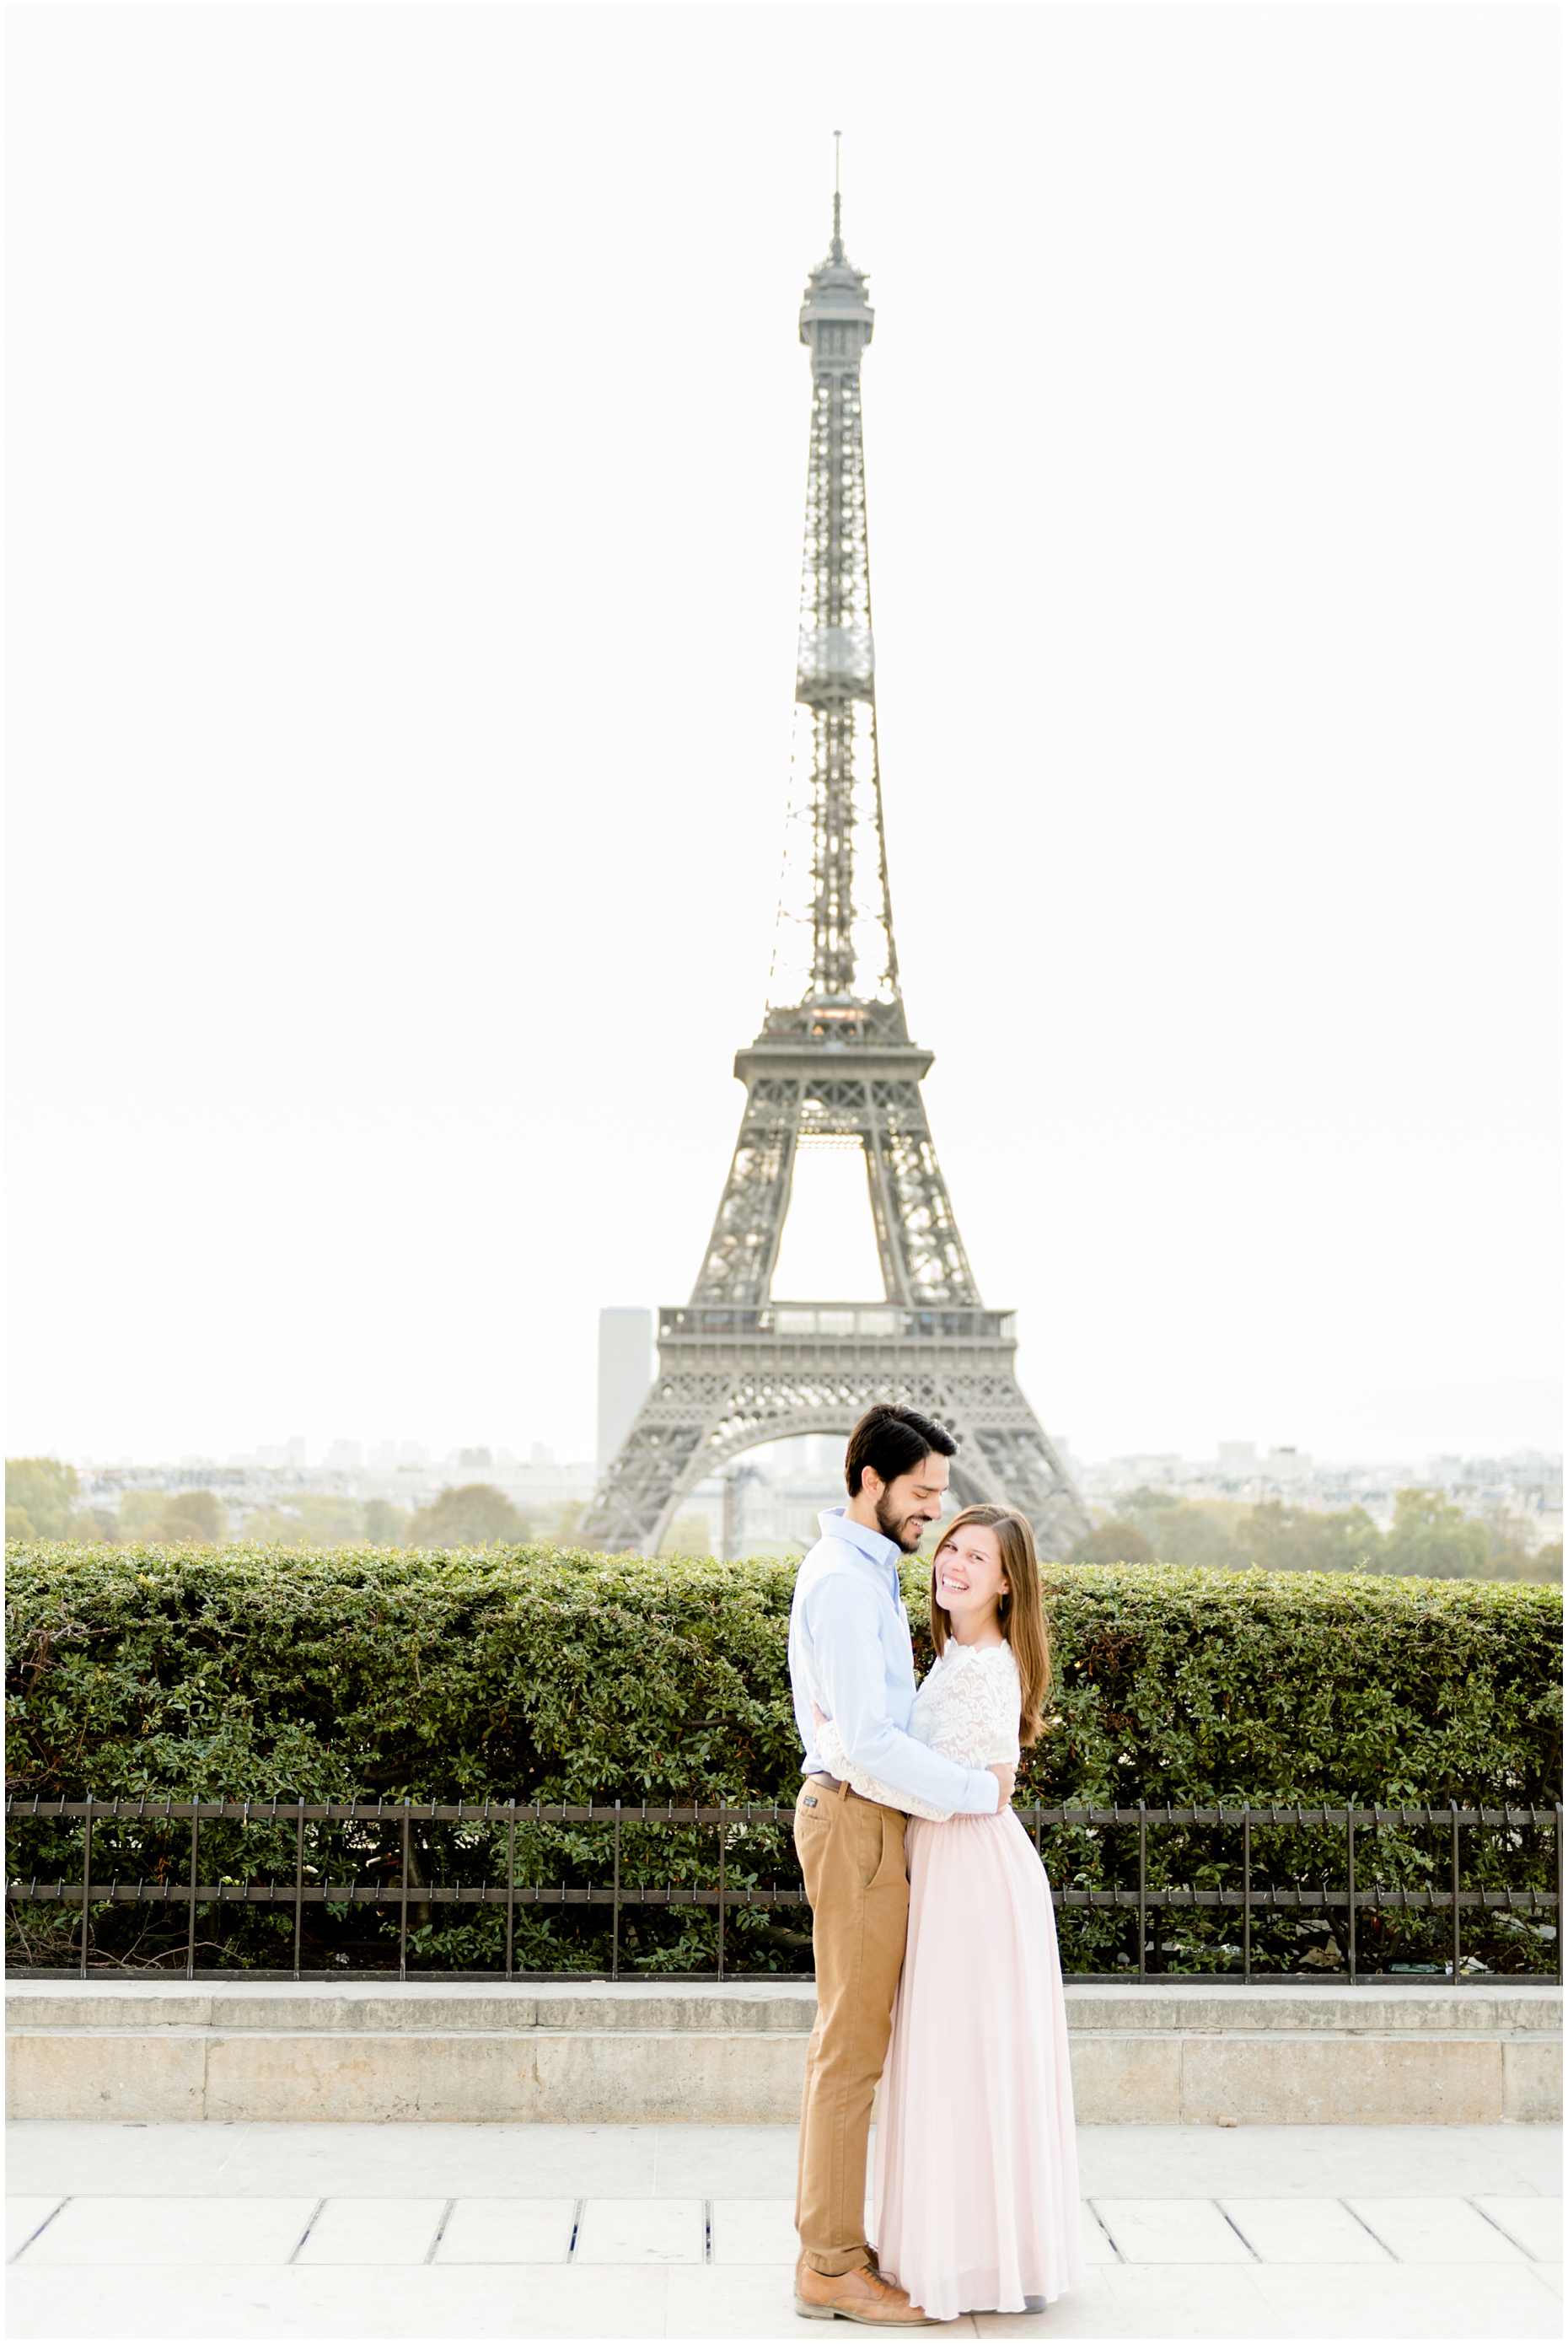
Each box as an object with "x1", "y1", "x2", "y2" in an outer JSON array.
[{"x1": 870, "y1": 1809, "x2": 1084, "y2": 2322}]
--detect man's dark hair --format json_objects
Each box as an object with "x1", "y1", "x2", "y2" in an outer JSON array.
[{"x1": 844, "y1": 1403, "x2": 957, "y2": 1497}]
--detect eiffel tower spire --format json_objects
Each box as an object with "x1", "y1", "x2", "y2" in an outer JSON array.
[
  {"x1": 766, "y1": 170, "x2": 900, "y2": 1025},
  {"x1": 579, "y1": 177, "x2": 1088, "y2": 1560}
]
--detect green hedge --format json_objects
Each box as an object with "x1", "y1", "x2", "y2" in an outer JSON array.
[{"x1": 5, "y1": 1542, "x2": 1560, "y2": 1977}]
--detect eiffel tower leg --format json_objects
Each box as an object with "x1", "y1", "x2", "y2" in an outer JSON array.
[
  {"x1": 942, "y1": 1445, "x2": 1007, "y2": 1510},
  {"x1": 573, "y1": 1375, "x2": 732, "y2": 1555},
  {"x1": 883, "y1": 1361, "x2": 1090, "y2": 1563},
  {"x1": 693, "y1": 1079, "x2": 804, "y2": 1308},
  {"x1": 578, "y1": 1359, "x2": 851, "y2": 1556},
  {"x1": 581, "y1": 1363, "x2": 843, "y2": 1556},
  {"x1": 954, "y1": 1421, "x2": 1089, "y2": 1562},
  {"x1": 866, "y1": 1080, "x2": 980, "y2": 1305}
]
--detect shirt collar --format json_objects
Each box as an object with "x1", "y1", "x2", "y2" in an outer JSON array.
[{"x1": 819, "y1": 1505, "x2": 903, "y2": 1573}]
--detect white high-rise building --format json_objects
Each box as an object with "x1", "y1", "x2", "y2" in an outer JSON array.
[
  {"x1": 1265, "y1": 1446, "x2": 1312, "y2": 1483},
  {"x1": 598, "y1": 1309, "x2": 652, "y2": 1472}
]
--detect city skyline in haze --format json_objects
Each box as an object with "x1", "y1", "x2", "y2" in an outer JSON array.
[{"x1": 54, "y1": 1424, "x2": 1565, "y2": 1482}]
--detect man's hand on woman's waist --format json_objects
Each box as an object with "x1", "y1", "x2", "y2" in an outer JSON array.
[{"x1": 818, "y1": 1702, "x2": 1016, "y2": 1813}]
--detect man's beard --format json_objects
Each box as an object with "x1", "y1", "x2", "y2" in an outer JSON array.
[{"x1": 874, "y1": 1494, "x2": 927, "y2": 1554}]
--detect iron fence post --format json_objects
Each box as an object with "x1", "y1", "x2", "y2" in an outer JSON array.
[
  {"x1": 1346, "y1": 1807, "x2": 1356, "y2": 1980},
  {"x1": 1137, "y1": 1804, "x2": 1146, "y2": 1981},
  {"x1": 186, "y1": 1814, "x2": 198, "y2": 1980},
  {"x1": 78, "y1": 1801, "x2": 93, "y2": 1980},
  {"x1": 1450, "y1": 1801, "x2": 1462, "y2": 1980},
  {"x1": 293, "y1": 1807, "x2": 304, "y2": 1981},
  {"x1": 717, "y1": 1801, "x2": 726, "y2": 1982},
  {"x1": 506, "y1": 1806, "x2": 516, "y2": 1981},
  {"x1": 612, "y1": 1801, "x2": 621, "y2": 1983},
  {"x1": 400, "y1": 1806, "x2": 411, "y2": 1982},
  {"x1": 1243, "y1": 1808, "x2": 1251, "y2": 1983}
]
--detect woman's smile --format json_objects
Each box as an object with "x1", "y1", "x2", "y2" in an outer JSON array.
[{"x1": 933, "y1": 1523, "x2": 1010, "y2": 1645}]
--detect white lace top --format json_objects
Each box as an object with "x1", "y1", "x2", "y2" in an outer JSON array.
[{"x1": 815, "y1": 1639, "x2": 1023, "y2": 1822}]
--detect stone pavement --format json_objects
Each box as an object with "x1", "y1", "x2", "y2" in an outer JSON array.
[{"x1": 5, "y1": 2120, "x2": 1561, "y2": 2339}]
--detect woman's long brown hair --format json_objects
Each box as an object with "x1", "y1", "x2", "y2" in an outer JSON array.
[{"x1": 929, "y1": 1503, "x2": 1052, "y2": 1747}]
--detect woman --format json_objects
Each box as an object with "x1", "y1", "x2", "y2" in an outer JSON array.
[{"x1": 814, "y1": 1503, "x2": 1082, "y2": 2323}]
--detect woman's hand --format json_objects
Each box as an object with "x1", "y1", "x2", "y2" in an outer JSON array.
[{"x1": 811, "y1": 1702, "x2": 827, "y2": 1731}]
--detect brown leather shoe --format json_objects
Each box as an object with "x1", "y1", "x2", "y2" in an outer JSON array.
[{"x1": 794, "y1": 2256, "x2": 940, "y2": 2325}]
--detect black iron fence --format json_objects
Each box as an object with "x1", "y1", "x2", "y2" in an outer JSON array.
[{"x1": 6, "y1": 1794, "x2": 1560, "y2": 1985}]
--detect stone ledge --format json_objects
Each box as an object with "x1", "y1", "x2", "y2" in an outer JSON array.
[
  {"x1": 4, "y1": 1983, "x2": 820, "y2": 2036},
  {"x1": 1062, "y1": 1981, "x2": 1562, "y2": 2034},
  {"x1": 8, "y1": 1976, "x2": 1559, "y2": 2035},
  {"x1": 9, "y1": 1979, "x2": 1559, "y2": 2126},
  {"x1": 6, "y1": 2019, "x2": 1560, "y2": 2126}
]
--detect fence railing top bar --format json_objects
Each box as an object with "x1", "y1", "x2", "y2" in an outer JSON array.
[
  {"x1": 8, "y1": 1790, "x2": 1556, "y2": 1828},
  {"x1": 8, "y1": 1964, "x2": 1560, "y2": 1986},
  {"x1": 6, "y1": 1796, "x2": 1563, "y2": 1826}
]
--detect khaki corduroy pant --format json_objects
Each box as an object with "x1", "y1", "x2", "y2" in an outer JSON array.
[{"x1": 793, "y1": 1777, "x2": 910, "y2": 2277}]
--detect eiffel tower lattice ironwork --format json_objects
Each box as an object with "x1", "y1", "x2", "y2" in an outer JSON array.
[{"x1": 579, "y1": 182, "x2": 1089, "y2": 1560}]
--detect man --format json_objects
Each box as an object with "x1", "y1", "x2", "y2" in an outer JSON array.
[{"x1": 788, "y1": 1403, "x2": 1016, "y2": 2326}]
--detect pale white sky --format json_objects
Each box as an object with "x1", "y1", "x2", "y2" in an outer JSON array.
[{"x1": 7, "y1": 5, "x2": 1560, "y2": 1470}]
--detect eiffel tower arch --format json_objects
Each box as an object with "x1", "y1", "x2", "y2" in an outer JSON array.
[{"x1": 579, "y1": 180, "x2": 1090, "y2": 1563}]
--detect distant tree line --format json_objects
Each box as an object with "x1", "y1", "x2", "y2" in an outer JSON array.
[
  {"x1": 3, "y1": 1462, "x2": 580, "y2": 1554},
  {"x1": 1068, "y1": 1487, "x2": 1560, "y2": 1583},
  {"x1": 7, "y1": 1458, "x2": 1559, "y2": 1583}
]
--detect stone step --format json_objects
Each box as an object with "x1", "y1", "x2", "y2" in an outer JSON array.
[{"x1": 7, "y1": 1977, "x2": 1560, "y2": 2127}]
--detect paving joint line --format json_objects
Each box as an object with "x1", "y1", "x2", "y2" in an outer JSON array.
[
  {"x1": 287, "y1": 2196, "x2": 325, "y2": 2265},
  {"x1": 1082, "y1": 2202, "x2": 1124, "y2": 2264},
  {"x1": 6, "y1": 2196, "x2": 68, "y2": 2266},
  {"x1": 1215, "y1": 2199, "x2": 1264, "y2": 2260},
  {"x1": 1085, "y1": 2200, "x2": 1127, "y2": 2263},
  {"x1": 425, "y1": 2197, "x2": 456, "y2": 2265},
  {"x1": 1339, "y1": 2197, "x2": 1400, "y2": 2260},
  {"x1": 1466, "y1": 2194, "x2": 1543, "y2": 2259}
]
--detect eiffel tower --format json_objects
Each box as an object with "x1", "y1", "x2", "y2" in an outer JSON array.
[{"x1": 579, "y1": 179, "x2": 1089, "y2": 1562}]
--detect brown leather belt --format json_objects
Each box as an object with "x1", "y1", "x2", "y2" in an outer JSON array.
[{"x1": 808, "y1": 1773, "x2": 893, "y2": 1809}]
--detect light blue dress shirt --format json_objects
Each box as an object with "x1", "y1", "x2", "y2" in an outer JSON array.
[{"x1": 787, "y1": 1507, "x2": 1001, "y2": 1816}]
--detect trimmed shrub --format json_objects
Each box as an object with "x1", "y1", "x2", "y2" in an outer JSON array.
[{"x1": 5, "y1": 1542, "x2": 1560, "y2": 1977}]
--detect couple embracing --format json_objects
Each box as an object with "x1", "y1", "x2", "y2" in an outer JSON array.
[{"x1": 788, "y1": 1403, "x2": 1083, "y2": 2326}]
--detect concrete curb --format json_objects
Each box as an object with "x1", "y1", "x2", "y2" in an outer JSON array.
[{"x1": 7, "y1": 1978, "x2": 1560, "y2": 2126}]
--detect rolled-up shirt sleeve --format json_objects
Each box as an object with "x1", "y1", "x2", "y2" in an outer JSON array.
[{"x1": 804, "y1": 1573, "x2": 1000, "y2": 1816}]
